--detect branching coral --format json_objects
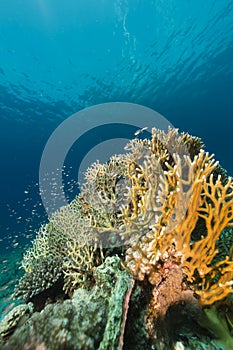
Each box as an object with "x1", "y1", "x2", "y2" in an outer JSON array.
[
  {"x1": 14, "y1": 205, "x2": 104, "y2": 299},
  {"x1": 13, "y1": 223, "x2": 68, "y2": 301},
  {"x1": 79, "y1": 157, "x2": 129, "y2": 230},
  {"x1": 119, "y1": 128, "x2": 233, "y2": 348},
  {"x1": 21, "y1": 223, "x2": 68, "y2": 273},
  {"x1": 122, "y1": 130, "x2": 233, "y2": 308},
  {"x1": 63, "y1": 238, "x2": 103, "y2": 295}
]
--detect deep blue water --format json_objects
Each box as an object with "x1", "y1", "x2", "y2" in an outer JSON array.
[{"x1": 0, "y1": 0, "x2": 233, "y2": 250}]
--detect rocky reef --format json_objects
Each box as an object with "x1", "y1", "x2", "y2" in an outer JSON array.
[{"x1": 0, "y1": 127, "x2": 233, "y2": 350}]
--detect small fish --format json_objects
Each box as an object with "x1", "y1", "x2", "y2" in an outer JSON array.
[
  {"x1": 8, "y1": 279, "x2": 16, "y2": 285},
  {"x1": 3, "y1": 295, "x2": 12, "y2": 303},
  {"x1": 134, "y1": 127, "x2": 148, "y2": 136},
  {"x1": 1, "y1": 259, "x2": 8, "y2": 264},
  {"x1": 0, "y1": 285, "x2": 9, "y2": 291},
  {"x1": 2, "y1": 302, "x2": 15, "y2": 315}
]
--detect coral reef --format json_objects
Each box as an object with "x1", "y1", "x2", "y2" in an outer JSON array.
[
  {"x1": 1, "y1": 257, "x2": 136, "y2": 350},
  {"x1": 1, "y1": 127, "x2": 233, "y2": 349}
]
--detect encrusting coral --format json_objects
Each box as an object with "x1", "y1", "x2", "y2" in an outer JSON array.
[{"x1": 2, "y1": 126, "x2": 233, "y2": 349}]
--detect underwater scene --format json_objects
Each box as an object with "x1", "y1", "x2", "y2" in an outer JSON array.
[{"x1": 0, "y1": 1, "x2": 233, "y2": 349}]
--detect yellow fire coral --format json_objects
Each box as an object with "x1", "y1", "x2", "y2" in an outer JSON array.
[{"x1": 123, "y1": 128, "x2": 233, "y2": 306}]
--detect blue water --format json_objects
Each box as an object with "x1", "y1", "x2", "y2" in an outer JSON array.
[{"x1": 0, "y1": 0, "x2": 233, "y2": 251}]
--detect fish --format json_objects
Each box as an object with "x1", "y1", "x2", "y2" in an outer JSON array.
[
  {"x1": 134, "y1": 127, "x2": 148, "y2": 136},
  {"x1": 2, "y1": 302, "x2": 15, "y2": 315},
  {"x1": 0, "y1": 285, "x2": 9, "y2": 291},
  {"x1": 3, "y1": 295, "x2": 13, "y2": 303}
]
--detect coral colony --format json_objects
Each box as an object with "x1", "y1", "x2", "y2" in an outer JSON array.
[{"x1": 1, "y1": 127, "x2": 233, "y2": 349}]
